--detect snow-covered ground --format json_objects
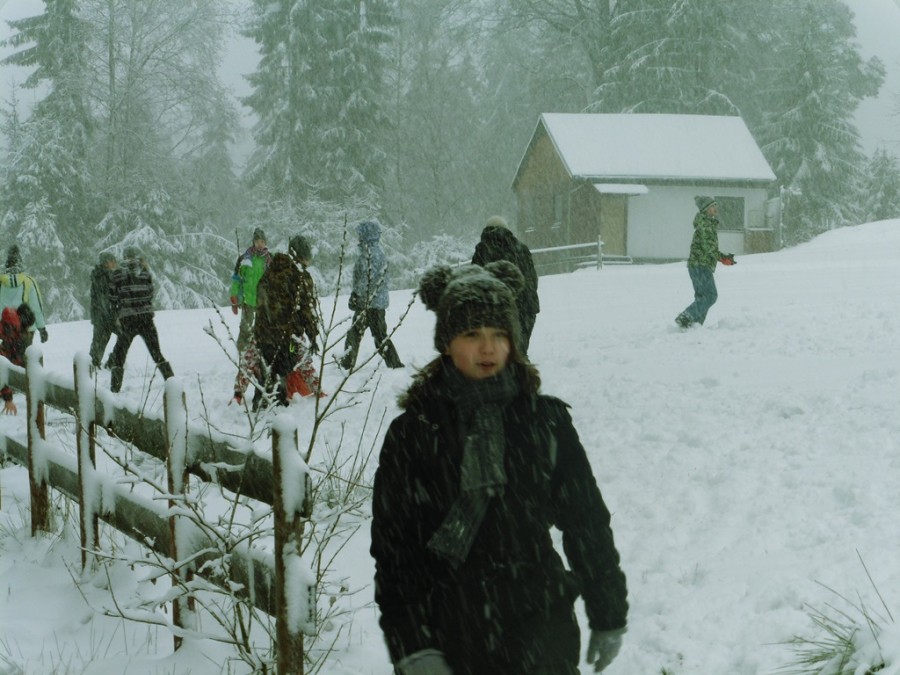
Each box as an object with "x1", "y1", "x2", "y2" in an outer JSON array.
[{"x1": 2, "y1": 220, "x2": 900, "y2": 674}]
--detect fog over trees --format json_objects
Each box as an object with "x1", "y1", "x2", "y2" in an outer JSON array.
[{"x1": 2, "y1": 0, "x2": 899, "y2": 320}]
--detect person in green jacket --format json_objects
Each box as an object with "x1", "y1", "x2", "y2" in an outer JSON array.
[
  {"x1": 675, "y1": 197, "x2": 735, "y2": 328},
  {"x1": 230, "y1": 228, "x2": 272, "y2": 352}
]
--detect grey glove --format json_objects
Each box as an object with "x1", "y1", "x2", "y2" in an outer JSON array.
[
  {"x1": 586, "y1": 627, "x2": 626, "y2": 672},
  {"x1": 396, "y1": 649, "x2": 453, "y2": 675}
]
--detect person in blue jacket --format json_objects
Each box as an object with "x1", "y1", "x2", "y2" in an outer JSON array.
[{"x1": 339, "y1": 219, "x2": 403, "y2": 370}]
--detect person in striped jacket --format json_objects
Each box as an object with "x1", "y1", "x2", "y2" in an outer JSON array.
[{"x1": 106, "y1": 246, "x2": 174, "y2": 393}]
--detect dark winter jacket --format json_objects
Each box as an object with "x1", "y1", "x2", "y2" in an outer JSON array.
[
  {"x1": 472, "y1": 225, "x2": 540, "y2": 316},
  {"x1": 687, "y1": 211, "x2": 724, "y2": 270},
  {"x1": 90, "y1": 264, "x2": 117, "y2": 329},
  {"x1": 111, "y1": 259, "x2": 155, "y2": 319},
  {"x1": 352, "y1": 220, "x2": 390, "y2": 310},
  {"x1": 254, "y1": 253, "x2": 318, "y2": 350},
  {"x1": 371, "y1": 362, "x2": 627, "y2": 665}
]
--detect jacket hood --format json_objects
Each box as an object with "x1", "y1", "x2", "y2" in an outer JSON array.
[
  {"x1": 357, "y1": 220, "x2": 382, "y2": 242},
  {"x1": 1, "y1": 306, "x2": 19, "y2": 330},
  {"x1": 481, "y1": 224, "x2": 516, "y2": 246}
]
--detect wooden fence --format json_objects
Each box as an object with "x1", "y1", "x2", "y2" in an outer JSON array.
[
  {"x1": 0, "y1": 348, "x2": 315, "y2": 675},
  {"x1": 531, "y1": 237, "x2": 633, "y2": 275}
]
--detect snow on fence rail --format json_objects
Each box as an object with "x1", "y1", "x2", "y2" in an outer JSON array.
[
  {"x1": 0, "y1": 348, "x2": 314, "y2": 674},
  {"x1": 530, "y1": 237, "x2": 633, "y2": 274}
]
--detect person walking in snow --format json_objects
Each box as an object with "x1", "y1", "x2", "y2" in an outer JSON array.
[
  {"x1": 471, "y1": 215, "x2": 540, "y2": 357},
  {"x1": 106, "y1": 247, "x2": 174, "y2": 393},
  {"x1": 0, "y1": 245, "x2": 48, "y2": 348},
  {"x1": 0, "y1": 303, "x2": 36, "y2": 415},
  {"x1": 675, "y1": 196, "x2": 736, "y2": 328},
  {"x1": 339, "y1": 219, "x2": 404, "y2": 370},
  {"x1": 370, "y1": 261, "x2": 628, "y2": 675},
  {"x1": 89, "y1": 252, "x2": 119, "y2": 369},
  {"x1": 230, "y1": 228, "x2": 272, "y2": 353},
  {"x1": 253, "y1": 234, "x2": 323, "y2": 407}
]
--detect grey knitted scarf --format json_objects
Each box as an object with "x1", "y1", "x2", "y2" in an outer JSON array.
[{"x1": 426, "y1": 362, "x2": 518, "y2": 568}]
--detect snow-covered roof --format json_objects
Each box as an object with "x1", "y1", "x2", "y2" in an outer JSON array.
[{"x1": 517, "y1": 113, "x2": 776, "y2": 185}]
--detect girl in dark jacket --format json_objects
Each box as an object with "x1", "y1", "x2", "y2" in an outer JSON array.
[{"x1": 370, "y1": 261, "x2": 628, "y2": 675}]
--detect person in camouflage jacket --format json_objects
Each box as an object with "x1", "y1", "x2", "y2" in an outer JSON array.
[
  {"x1": 253, "y1": 235, "x2": 322, "y2": 406},
  {"x1": 675, "y1": 197, "x2": 735, "y2": 328}
]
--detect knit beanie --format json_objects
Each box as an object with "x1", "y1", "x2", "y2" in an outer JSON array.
[
  {"x1": 484, "y1": 215, "x2": 508, "y2": 229},
  {"x1": 253, "y1": 228, "x2": 266, "y2": 243},
  {"x1": 123, "y1": 246, "x2": 142, "y2": 261},
  {"x1": 418, "y1": 261, "x2": 524, "y2": 353},
  {"x1": 5, "y1": 245, "x2": 22, "y2": 273},
  {"x1": 289, "y1": 234, "x2": 312, "y2": 263},
  {"x1": 695, "y1": 196, "x2": 716, "y2": 212}
]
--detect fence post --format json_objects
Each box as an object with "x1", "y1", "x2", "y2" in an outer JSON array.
[
  {"x1": 597, "y1": 237, "x2": 604, "y2": 270},
  {"x1": 25, "y1": 346, "x2": 51, "y2": 534},
  {"x1": 74, "y1": 354, "x2": 99, "y2": 571},
  {"x1": 272, "y1": 416, "x2": 315, "y2": 675},
  {"x1": 164, "y1": 380, "x2": 195, "y2": 649}
]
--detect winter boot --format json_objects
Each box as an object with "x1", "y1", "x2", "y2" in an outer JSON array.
[{"x1": 675, "y1": 313, "x2": 693, "y2": 329}]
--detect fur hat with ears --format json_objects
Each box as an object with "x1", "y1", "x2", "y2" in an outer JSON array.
[
  {"x1": 418, "y1": 260, "x2": 524, "y2": 353},
  {"x1": 695, "y1": 196, "x2": 716, "y2": 212},
  {"x1": 5, "y1": 245, "x2": 22, "y2": 273}
]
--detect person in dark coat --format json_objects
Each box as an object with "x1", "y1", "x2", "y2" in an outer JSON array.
[
  {"x1": 370, "y1": 261, "x2": 628, "y2": 675},
  {"x1": 471, "y1": 215, "x2": 540, "y2": 357},
  {"x1": 0, "y1": 303, "x2": 36, "y2": 415},
  {"x1": 339, "y1": 219, "x2": 404, "y2": 370},
  {"x1": 106, "y1": 247, "x2": 174, "y2": 393},
  {"x1": 675, "y1": 196, "x2": 736, "y2": 328},
  {"x1": 89, "y1": 252, "x2": 119, "y2": 369},
  {"x1": 253, "y1": 235, "x2": 322, "y2": 406}
]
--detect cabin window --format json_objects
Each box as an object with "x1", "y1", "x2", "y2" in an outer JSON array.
[
  {"x1": 553, "y1": 193, "x2": 565, "y2": 228},
  {"x1": 714, "y1": 196, "x2": 745, "y2": 232}
]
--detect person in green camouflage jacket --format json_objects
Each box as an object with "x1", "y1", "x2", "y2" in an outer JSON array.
[
  {"x1": 253, "y1": 235, "x2": 322, "y2": 407},
  {"x1": 675, "y1": 197, "x2": 735, "y2": 328}
]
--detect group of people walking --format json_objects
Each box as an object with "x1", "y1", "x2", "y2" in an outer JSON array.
[{"x1": 2, "y1": 199, "x2": 741, "y2": 671}]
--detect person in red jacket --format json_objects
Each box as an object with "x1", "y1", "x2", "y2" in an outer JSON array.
[{"x1": 0, "y1": 303, "x2": 36, "y2": 415}]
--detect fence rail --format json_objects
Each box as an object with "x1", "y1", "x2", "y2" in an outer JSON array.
[
  {"x1": 530, "y1": 237, "x2": 633, "y2": 274},
  {"x1": 0, "y1": 349, "x2": 314, "y2": 674}
]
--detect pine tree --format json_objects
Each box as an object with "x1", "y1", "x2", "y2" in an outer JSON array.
[
  {"x1": 593, "y1": 0, "x2": 741, "y2": 114},
  {"x1": 1, "y1": 0, "x2": 96, "y2": 316},
  {"x1": 242, "y1": 0, "x2": 396, "y2": 204},
  {"x1": 859, "y1": 149, "x2": 900, "y2": 223},
  {"x1": 754, "y1": 1, "x2": 883, "y2": 243}
]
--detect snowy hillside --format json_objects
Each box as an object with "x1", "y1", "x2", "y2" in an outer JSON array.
[{"x1": 2, "y1": 220, "x2": 900, "y2": 674}]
